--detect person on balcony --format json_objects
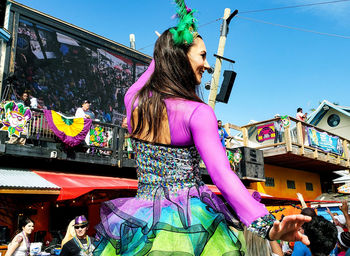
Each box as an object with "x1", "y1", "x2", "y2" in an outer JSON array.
[
  {"x1": 296, "y1": 108, "x2": 307, "y2": 122},
  {"x1": 274, "y1": 114, "x2": 284, "y2": 144},
  {"x1": 75, "y1": 100, "x2": 95, "y2": 120},
  {"x1": 218, "y1": 120, "x2": 232, "y2": 148},
  {"x1": 296, "y1": 108, "x2": 308, "y2": 144},
  {"x1": 18, "y1": 91, "x2": 31, "y2": 108}
]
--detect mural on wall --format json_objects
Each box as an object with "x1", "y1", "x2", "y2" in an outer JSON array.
[
  {"x1": 307, "y1": 127, "x2": 343, "y2": 155},
  {"x1": 257, "y1": 123, "x2": 275, "y2": 142},
  {"x1": 0, "y1": 101, "x2": 32, "y2": 138},
  {"x1": 13, "y1": 18, "x2": 149, "y2": 125}
]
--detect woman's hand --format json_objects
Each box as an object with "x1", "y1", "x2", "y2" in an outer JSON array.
[{"x1": 268, "y1": 215, "x2": 312, "y2": 245}]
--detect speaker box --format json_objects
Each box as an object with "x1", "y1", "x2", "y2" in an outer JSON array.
[
  {"x1": 233, "y1": 147, "x2": 265, "y2": 181},
  {"x1": 0, "y1": 226, "x2": 9, "y2": 244},
  {"x1": 216, "y1": 70, "x2": 237, "y2": 103},
  {"x1": 0, "y1": 0, "x2": 6, "y2": 28}
]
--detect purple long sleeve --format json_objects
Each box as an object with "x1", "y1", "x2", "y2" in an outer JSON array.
[
  {"x1": 125, "y1": 60, "x2": 155, "y2": 134},
  {"x1": 189, "y1": 104, "x2": 269, "y2": 226},
  {"x1": 124, "y1": 61, "x2": 269, "y2": 226}
]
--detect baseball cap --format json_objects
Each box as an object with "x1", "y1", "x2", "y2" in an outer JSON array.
[
  {"x1": 74, "y1": 215, "x2": 88, "y2": 227},
  {"x1": 335, "y1": 215, "x2": 346, "y2": 225}
]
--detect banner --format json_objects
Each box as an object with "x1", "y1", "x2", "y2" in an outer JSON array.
[
  {"x1": 43, "y1": 110, "x2": 92, "y2": 147},
  {"x1": 89, "y1": 126, "x2": 107, "y2": 147},
  {"x1": 307, "y1": 127, "x2": 343, "y2": 155},
  {"x1": 0, "y1": 101, "x2": 32, "y2": 138},
  {"x1": 257, "y1": 123, "x2": 275, "y2": 142}
]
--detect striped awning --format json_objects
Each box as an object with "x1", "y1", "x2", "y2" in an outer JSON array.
[{"x1": 0, "y1": 168, "x2": 60, "y2": 195}]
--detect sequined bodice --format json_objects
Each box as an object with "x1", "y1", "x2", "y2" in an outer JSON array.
[{"x1": 132, "y1": 139, "x2": 202, "y2": 199}]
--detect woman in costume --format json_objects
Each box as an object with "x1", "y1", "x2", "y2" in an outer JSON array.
[
  {"x1": 5, "y1": 217, "x2": 34, "y2": 256},
  {"x1": 94, "y1": 1, "x2": 311, "y2": 255}
]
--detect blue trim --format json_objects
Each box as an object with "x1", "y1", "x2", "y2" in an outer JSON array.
[
  {"x1": 0, "y1": 28, "x2": 11, "y2": 42},
  {"x1": 310, "y1": 109, "x2": 328, "y2": 126}
]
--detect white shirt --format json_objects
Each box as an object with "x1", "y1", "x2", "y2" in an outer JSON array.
[{"x1": 75, "y1": 108, "x2": 86, "y2": 118}]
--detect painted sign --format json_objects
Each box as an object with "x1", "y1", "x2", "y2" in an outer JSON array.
[
  {"x1": 0, "y1": 101, "x2": 32, "y2": 138},
  {"x1": 307, "y1": 127, "x2": 343, "y2": 155},
  {"x1": 257, "y1": 123, "x2": 275, "y2": 142},
  {"x1": 281, "y1": 115, "x2": 290, "y2": 128}
]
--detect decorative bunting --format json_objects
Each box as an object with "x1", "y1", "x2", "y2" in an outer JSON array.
[
  {"x1": 89, "y1": 126, "x2": 107, "y2": 147},
  {"x1": 269, "y1": 207, "x2": 285, "y2": 214},
  {"x1": 43, "y1": 110, "x2": 92, "y2": 147},
  {"x1": 0, "y1": 101, "x2": 32, "y2": 138}
]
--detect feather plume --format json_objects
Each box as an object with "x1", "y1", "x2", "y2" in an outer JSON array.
[{"x1": 170, "y1": 0, "x2": 198, "y2": 45}]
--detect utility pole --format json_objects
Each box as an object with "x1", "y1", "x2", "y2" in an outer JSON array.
[
  {"x1": 208, "y1": 8, "x2": 238, "y2": 110},
  {"x1": 129, "y1": 34, "x2": 136, "y2": 49}
]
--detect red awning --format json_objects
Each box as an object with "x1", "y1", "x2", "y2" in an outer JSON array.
[
  {"x1": 34, "y1": 170, "x2": 334, "y2": 205},
  {"x1": 34, "y1": 171, "x2": 138, "y2": 201}
]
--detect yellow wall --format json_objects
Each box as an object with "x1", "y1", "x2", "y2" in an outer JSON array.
[{"x1": 250, "y1": 164, "x2": 322, "y2": 200}]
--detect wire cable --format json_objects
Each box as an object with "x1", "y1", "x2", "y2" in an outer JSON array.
[
  {"x1": 137, "y1": 0, "x2": 350, "y2": 50},
  {"x1": 237, "y1": 16, "x2": 350, "y2": 39},
  {"x1": 240, "y1": 0, "x2": 350, "y2": 14}
]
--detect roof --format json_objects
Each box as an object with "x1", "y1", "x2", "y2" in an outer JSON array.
[
  {"x1": 308, "y1": 100, "x2": 350, "y2": 126},
  {"x1": 0, "y1": 168, "x2": 60, "y2": 190}
]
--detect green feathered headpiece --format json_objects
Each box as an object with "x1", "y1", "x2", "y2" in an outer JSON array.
[{"x1": 170, "y1": 0, "x2": 198, "y2": 46}]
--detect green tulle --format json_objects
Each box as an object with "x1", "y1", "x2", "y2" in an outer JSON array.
[{"x1": 170, "y1": 0, "x2": 198, "y2": 45}]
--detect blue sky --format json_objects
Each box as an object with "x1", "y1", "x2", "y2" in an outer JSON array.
[{"x1": 14, "y1": 0, "x2": 350, "y2": 126}]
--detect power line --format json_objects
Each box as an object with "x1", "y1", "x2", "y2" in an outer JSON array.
[
  {"x1": 198, "y1": 17, "x2": 223, "y2": 28},
  {"x1": 137, "y1": 43, "x2": 154, "y2": 51},
  {"x1": 137, "y1": 0, "x2": 350, "y2": 50},
  {"x1": 237, "y1": 16, "x2": 350, "y2": 39},
  {"x1": 240, "y1": 0, "x2": 350, "y2": 14}
]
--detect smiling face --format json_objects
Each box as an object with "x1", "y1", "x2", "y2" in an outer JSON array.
[
  {"x1": 74, "y1": 224, "x2": 88, "y2": 239},
  {"x1": 187, "y1": 37, "x2": 210, "y2": 85},
  {"x1": 82, "y1": 102, "x2": 90, "y2": 111},
  {"x1": 22, "y1": 222, "x2": 34, "y2": 236}
]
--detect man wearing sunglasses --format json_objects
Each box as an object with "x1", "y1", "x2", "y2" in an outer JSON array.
[{"x1": 60, "y1": 215, "x2": 95, "y2": 256}]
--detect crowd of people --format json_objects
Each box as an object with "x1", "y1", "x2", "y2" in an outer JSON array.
[{"x1": 5, "y1": 204, "x2": 350, "y2": 256}]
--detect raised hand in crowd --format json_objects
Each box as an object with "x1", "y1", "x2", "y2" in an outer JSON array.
[{"x1": 340, "y1": 200, "x2": 350, "y2": 229}]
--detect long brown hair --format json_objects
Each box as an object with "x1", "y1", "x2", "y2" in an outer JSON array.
[{"x1": 131, "y1": 28, "x2": 203, "y2": 141}]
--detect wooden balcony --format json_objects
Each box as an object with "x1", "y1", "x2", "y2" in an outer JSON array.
[
  {"x1": 0, "y1": 109, "x2": 135, "y2": 169},
  {"x1": 226, "y1": 117, "x2": 350, "y2": 173}
]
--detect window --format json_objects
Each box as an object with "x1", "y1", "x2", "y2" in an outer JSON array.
[
  {"x1": 327, "y1": 114, "x2": 340, "y2": 127},
  {"x1": 287, "y1": 180, "x2": 296, "y2": 189},
  {"x1": 306, "y1": 182, "x2": 313, "y2": 191},
  {"x1": 265, "y1": 177, "x2": 275, "y2": 187}
]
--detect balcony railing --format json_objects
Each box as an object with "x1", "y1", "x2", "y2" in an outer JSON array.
[
  {"x1": 226, "y1": 116, "x2": 350, "y2": 170},
  {"x1": 0, "y1": 109, "x2": 134, "y2": 167}
]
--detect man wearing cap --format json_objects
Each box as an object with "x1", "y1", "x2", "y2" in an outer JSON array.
[
  {"x1": 60, "y1": 215, "x2": 95, "y2": 256},
  {"x1": 273, "y1": 114, "x2": 284, "y2": 144},
  {"x1": 75, "y1": 100, "x2": 95, "y2": 119}
]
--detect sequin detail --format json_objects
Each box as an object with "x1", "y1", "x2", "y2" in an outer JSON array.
[
  {"x1": 247, "y1": 214, "x2": 276, "y2": 239},
  {"x1": 132, "y1": 139, "x2": 202, "y2": 199}
]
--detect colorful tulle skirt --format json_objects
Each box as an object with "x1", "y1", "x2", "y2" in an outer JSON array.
[{"x1": 94, "y1": 184, "x2": 246, "y2": 256}]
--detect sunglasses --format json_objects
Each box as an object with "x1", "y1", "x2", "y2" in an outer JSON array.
[{"x1": 74, "y1": 224, "x2": 87, "y2": 229}]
